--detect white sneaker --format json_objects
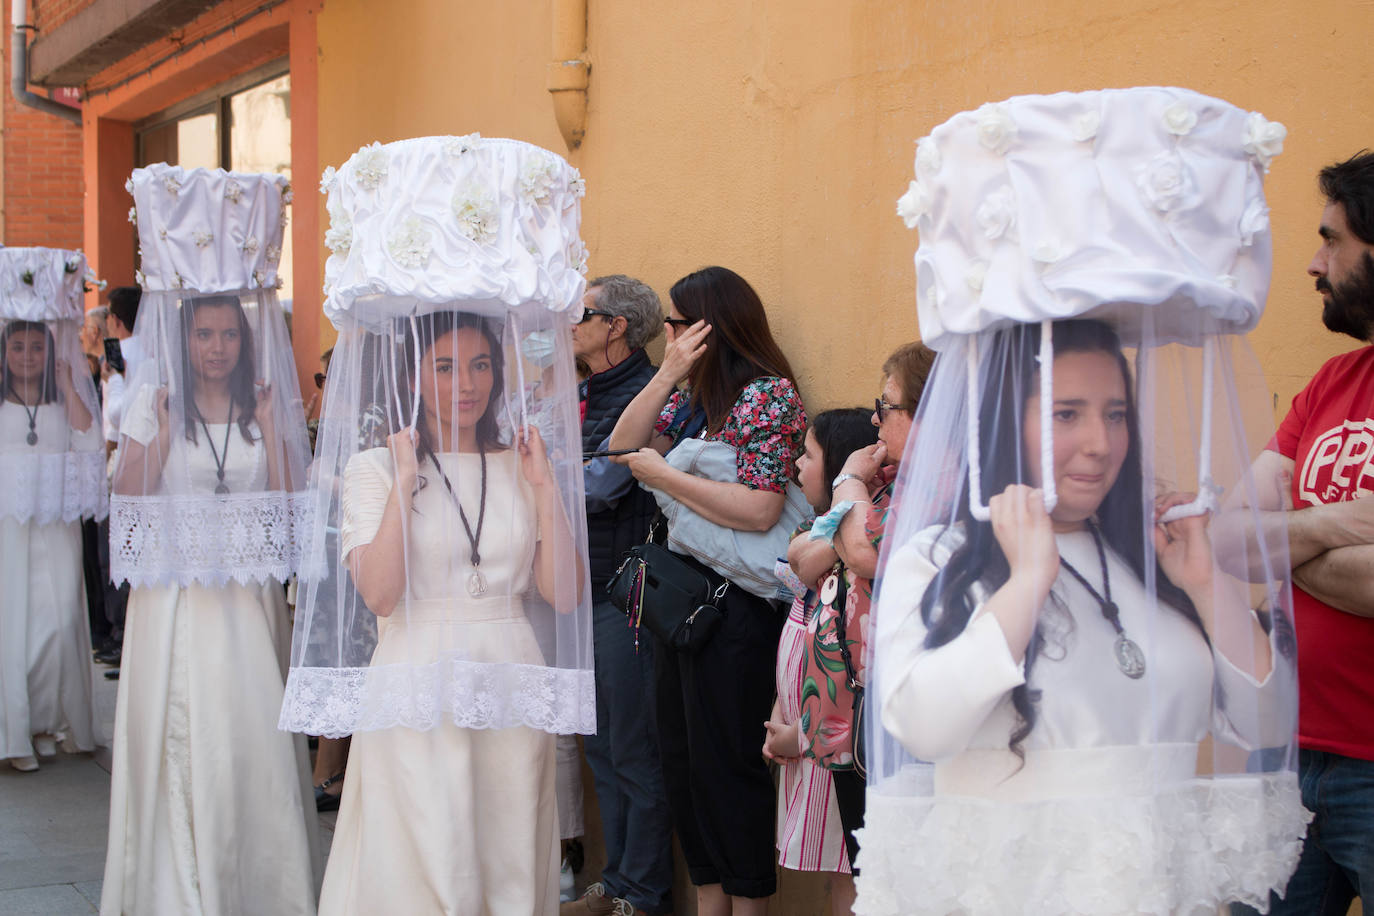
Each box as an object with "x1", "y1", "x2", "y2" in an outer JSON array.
[
  {"x1": 559, "y1": 857, "x2": 576, "y2": 902},
  {"x1": 9, "y1": 756, "x2": 38, "y2": 772},
  {"x1": 32, "y1": 735, "x2": 57, "y2": 758}
]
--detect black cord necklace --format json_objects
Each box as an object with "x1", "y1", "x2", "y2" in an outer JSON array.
[
  {"x1": 1057, "y1": 521, "x2": 1147, "y2": 679},
  {"x1": 21, "y1": 399, "x2": 39, "y2": 446},
  {"x1": 433, "y1": 447, "x2": 488, "y2": 597},
  {"x1": 194, "y1": 401, "x2": 234, "y2": 494}
]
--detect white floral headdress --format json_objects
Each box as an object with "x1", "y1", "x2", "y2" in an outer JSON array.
[
  {"x1": 897, "y1": 87, "x2": 1285, "y2": 350},
  {"x1": 321, "y1": 135, "x2": 588, "y2": 328},
  {"x1": 128, "y1": 165, "x2": 291, "y2": 293}
]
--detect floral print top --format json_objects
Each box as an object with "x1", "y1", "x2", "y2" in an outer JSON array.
[
  {"x1": 798, "y1": 465, "x2": 898, "y2": 770},
  {"x1": 654, "y1": 376, "x2": 806, "y2": 493}
]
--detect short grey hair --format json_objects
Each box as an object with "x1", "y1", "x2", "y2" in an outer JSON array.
[
  {"x1": 85, "y1": 306, "x2": 109, "y2": 334},
  {"x1": 587, "y1": 274, "x2": 663, "y2": 351}
]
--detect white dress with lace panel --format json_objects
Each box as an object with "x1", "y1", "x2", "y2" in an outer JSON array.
[
  {"x1": 856, "y1": 526, "x2": 1310, "y2": 916},
  {"x1": 0, "y1": 402, "x2": 100, "y2": 760},
  {"x1": 100, "y1": 390, "x2": 321, "y2": 916}
]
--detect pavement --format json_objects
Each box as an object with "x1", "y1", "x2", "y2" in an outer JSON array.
[{"x1": 0, "y1": 662, "x2": 337, "y2": 916}]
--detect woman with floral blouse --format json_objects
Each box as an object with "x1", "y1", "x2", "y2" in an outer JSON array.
[{"x1": 610, "y1": 265, "x2": 806, "y2": 915}]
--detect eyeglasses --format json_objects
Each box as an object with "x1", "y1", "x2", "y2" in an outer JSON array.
[
  {"x1": 579, "y1": 309, "x2": 613, "y2": 324},
  {"x1": 874, "y1": 397, "x2": 910, "y2": 422},
  {"x1": 314, "y1": 372, "x2": 326, "y2": 389},
  {"x1": 663, "y1": 317, "x2": 694, "y2": 330}
]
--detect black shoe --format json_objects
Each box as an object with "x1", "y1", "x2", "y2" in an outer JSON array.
[
  {"x1": 94, "y1": 646, "x2": 121, "y2": 666},
  {"x1": 315, "y1": 770, "x2": 345, "y2": 811},
  {"x1": 103, "y1": 668, "x2": 120, "y2": 680},
  {"x1": 565, "y1": 837, "x2": 585, "y2": 874}
]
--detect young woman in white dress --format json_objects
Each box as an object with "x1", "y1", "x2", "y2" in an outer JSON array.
[
  {"x1": 0, "y1": 316, "x2": 101, "y2": 771},
  {"x1": 317, "y1": 311, "x2": 574, "y2": 914},
  {"x1": 858, "y1": 88, "x2": 1310, "y2": 915},
  {"x1": 102, "y1": 293, "x2": 319, "y2": 915}
]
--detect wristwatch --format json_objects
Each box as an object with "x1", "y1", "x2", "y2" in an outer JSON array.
[{"x1": 832, "y1": 472, "x2": 862, "y2": 490}]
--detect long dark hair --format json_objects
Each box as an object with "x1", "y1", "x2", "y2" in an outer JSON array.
[
  {"x1": 0, "y1": 320, "x2": 58, "y2": 405},
  {"x1": 919, "y1": 319, "x2": 1206, "y2": 759},
  {"x1": 178, "y1": 295, "x2": 257, "y2": 444},
  {"x1": 807, "y1": 407, "x2": 879, "y2": 513},
  {"x1": 669, "y1": 266, "x2": 796, "y2": 435},
  {"x1": 399, "y1": 311, "x2": 506, "y2": 484}
]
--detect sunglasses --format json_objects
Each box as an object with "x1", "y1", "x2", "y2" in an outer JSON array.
[
  {"x1": 579, "y1": 309, "x2": 614, "y2": 324},
  {"x1": 874, "y1": 397, "x2": 910, "y2": 422},
  {"x1": 314, "y1": 372, "x2": 326, "y2": 389},
  {"x1": 663, "y1": 317, "x2": 695, "y2": 330}
]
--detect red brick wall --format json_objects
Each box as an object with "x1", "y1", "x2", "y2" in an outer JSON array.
[
  {"x1": 33, "y1": 0, "x2": 95, "y2": 35},
  {"x1": 3, "y1": 23, "x2": 84, "y2": 249}
]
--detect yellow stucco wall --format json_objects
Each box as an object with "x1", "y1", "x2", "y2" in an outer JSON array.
[
  {"x1": 314, "y1": 2, "x2": 1374, "y2": 912},
  {"x1": 316, "y1": 0, "x2": 1374, "y2": 422}
]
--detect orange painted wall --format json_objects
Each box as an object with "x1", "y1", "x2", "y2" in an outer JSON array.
[{"x1": 317, "y1": 0, "x2": 1374, "y2": 424}]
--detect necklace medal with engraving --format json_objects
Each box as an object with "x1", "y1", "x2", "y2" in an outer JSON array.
[
  {"x1": 196, "y1": 405, "x2": 234, "y2": 495},
  {"x1": 435, "y1": 448, "x2": 488, "y2": 598},
  {"x1": 22, "y1": 400, "x2": 38, "y2": 446},
  {"x1": 1058, "y1": 523, "x2": 1147, "y2": 680}
]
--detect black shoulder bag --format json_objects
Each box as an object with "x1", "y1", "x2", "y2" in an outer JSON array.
[{"x1": 608, "y1": 515, "x2": 728, "y2": 653}]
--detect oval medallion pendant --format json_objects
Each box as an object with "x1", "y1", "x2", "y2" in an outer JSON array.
[
  {"x1": 467, "y1": 568, "x2": 487, "y2": 597},
  {"x1": 214, "y1": 482, "x2": 230, "y2": 495},
  {"x1": 25, "y1": 431, "x2": 37, "y2": 446},
  {"x1": 1114, "y1": 634, "x2": 1147, "y2": 679}
]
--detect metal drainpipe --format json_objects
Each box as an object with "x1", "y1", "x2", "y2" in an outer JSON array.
[{"x1": 10, "y1": 0, "x2": 81, "y2": 124}]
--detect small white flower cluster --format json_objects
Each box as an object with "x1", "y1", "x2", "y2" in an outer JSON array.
[
  {"x1": 163, "y1": 174, "x2": 182, "y2": 196},
  {"x1": 243, "y1": 236, "x2": 260, "y2": 255},
  {"x1": 192, "y1": 230, "x2": 214, "y2": 249},
  {"x1": 352, "y1": 142, "x2": 389, "y2": 191},
  {"x1": 520, "y1": 156, "x2": 559, "y2": 203},
  {"x1": 224, "y1": 180, "x2": 244, "y2": 205},
  {"x1": 387, "y1": 215, "x2": 433, "y2": 268},
  {"x1": 1243, "y1": 113, "x2": 1286, "y2": 172},
  {"x1": 319, "y1": 166, "x2": 338, "y2": 196},
  {"x1": 266, "y1": 244, "x2": 282, "y2": 264},
  {"x1": 1136, "y1": 151, "x2": 1192, "y2": 213},
  {"x1": 569, "y1": 173, "x2": 587, "y2": 198},
  {"x1": 567, "y1": 239, "x2": 589, "y2": 275},
  {"x1": 252, "y1": 268, "x2": 283, "y2": 290},
  {"x1": 443, "y1": 133, "x2": 482, "y2": 157},
  {"x1": 127, "y1": 207, "x2": 137, "y2": 225},
  {"x1": 453, "y1": 187, "x2": 498, "y2": 243},
  {"x1": 282, "y1": 184, "x2": 294, "y2": 206},
  {"x1": 325, "y1": 212, "x2": 353, "y2": 255},
  {"x1": 976, "y1": 186, "x2": 1017, "y2": 241}
]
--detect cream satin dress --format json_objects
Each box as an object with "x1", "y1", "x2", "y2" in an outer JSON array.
[
  {"x1": 318, "y1": 447, "x2": 558, "y2": 916},
  {"x1": 0, "y1": 402, "x2": 99, "y2": 761},
  {"x1": 101, "y1": 389, "x2": 321, "y2": 916}
]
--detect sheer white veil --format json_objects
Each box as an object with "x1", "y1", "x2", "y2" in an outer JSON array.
[
  {"x1": 0, "y1": 247, "x2": 106, "y2": 525},
  {"x1": 858, "y1": 88, "x2": 1308, "y2": 915},
  {"x1": 279, "y1": 136, "x2": 596, "y2": 739}
]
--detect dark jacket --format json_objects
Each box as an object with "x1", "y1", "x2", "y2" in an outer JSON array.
[{"x1": 582, "y1": 349, "x2": 660, "y2": 590}]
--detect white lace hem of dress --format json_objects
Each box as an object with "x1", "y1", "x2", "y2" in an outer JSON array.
[
  {"x1": 852, "y1": 771, "x2": 1311, "y2": 916},
  {"x1": 278, "y1": 661, "x2": 597, "y2": 738},
  {"x1": 0, "y1": 450, "x2": 108, "y2": 524},
  {"x1": 109, "y1": 491, "x2": 309, "y2": 588}
]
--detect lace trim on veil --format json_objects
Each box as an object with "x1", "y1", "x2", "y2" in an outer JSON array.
[
  {"x1": 852, "y1": 771, "x2": 1311, "y2": 916},
  {"x1": 110, "y1": 491, "x2": 309, "y2": 588},
  {"x1": 0, "y1": 450, "x2": 109, "y2": 524},
  {"x1": 279, "y1": 661, "x2": 597, "y2": 738}
]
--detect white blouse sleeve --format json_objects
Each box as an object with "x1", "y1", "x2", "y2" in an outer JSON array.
[
  {"x1": 119, "y1": 384, "x2": 160, "y2": 447},
  {"x1": 1210, "y1": 624, "x2": 1299, "y2": 751},
  {"x1": 878, "y1": 531, "x2": 1028, "y2": 762},
  {"x1": 340, "y1": 448, "x2": 395, "y2": 562}
]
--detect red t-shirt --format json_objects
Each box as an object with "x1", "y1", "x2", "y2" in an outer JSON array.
[{"x1": 1274, "y1": 345, "x2": 1374, "y2": 761}]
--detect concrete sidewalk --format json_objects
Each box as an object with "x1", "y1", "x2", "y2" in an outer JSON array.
[
  {"x1": 0, "y1": 663, "x2": 117, "y2": 914},
  {"x1": 0, "y1": 664, "x2": 337, "y2": 915}
]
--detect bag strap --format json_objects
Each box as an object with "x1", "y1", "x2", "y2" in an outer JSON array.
[{"x1": 830, "y1": 562, "x2": 861, "y2": 695}]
